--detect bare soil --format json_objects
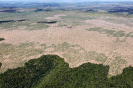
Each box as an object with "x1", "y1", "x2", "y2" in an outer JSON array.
[{"x1": 0, "y1": 14, "x2": 133, "y2": 76}]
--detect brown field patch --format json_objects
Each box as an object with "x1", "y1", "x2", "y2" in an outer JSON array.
[{"x1": 0, "y1": 13, "x2": 133, "y2": 76}]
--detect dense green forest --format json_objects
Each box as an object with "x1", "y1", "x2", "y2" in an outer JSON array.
[
  {"x1": 0, "y1": 38, "x2": 5, "y2": 41},
  {"x1": 0, "y1": 55, "x2": 133, "y2": 88},
  {"x1": 0, "y1": 62, "x2": 2, "y2": 68}
]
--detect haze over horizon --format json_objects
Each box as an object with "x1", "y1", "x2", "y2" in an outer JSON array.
[{"x1": 0, "y1": 0, "x2": 133, "y2": 3}]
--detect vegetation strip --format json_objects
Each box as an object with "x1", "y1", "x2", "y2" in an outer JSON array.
[{"x1": 86, "y1": 27, "x2": 133, "y2": 37}]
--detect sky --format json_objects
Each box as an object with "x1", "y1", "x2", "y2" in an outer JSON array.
[{"x1": 0, "y1": 0, "x2": 133, "y2": 2}]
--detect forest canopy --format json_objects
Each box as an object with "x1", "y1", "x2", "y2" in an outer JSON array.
[
  {"x1": 0, "y1": 38, "x2": 5, "y2": 41},
  {"x1": 0, "y1": 55, "x2": 133, "y2": 88},
  {"x1": 0, "y1": 62, "x2": 2, "y2": 68}
]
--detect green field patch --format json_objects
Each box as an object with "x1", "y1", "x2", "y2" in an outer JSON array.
[
  {"x1": 0, "y1": 21, "x2": 50, "y2": 30},
  {"x1": 109, "y1": 56, "x2": 126, "y2": 75},
  {"x1": 39, "y1": 44, "x2": 47, "y2": 49},
  {"x1": 79, "y1": 11, "x2": 116, "y2": 17},
  {"x1": 0, "y1": 42, "x2": 45, "y2": 72},
  {"x1": 103, "y1": 29, "x2": 115, "y2": 35},
  {"x1": 95, "y1": 53, "x2": 108, "y2": 63},
  {"x1": 113, "y1": 30, "x2": 125, "y2": 37},
  {"x1": 104, "y1": 18, "x2": 133, "y2": 27},
  {"x1": 126, "y1": 32, "x2": 133, "y2": 37},
  {"x1": 54, "y1": 42, "x2": 71, "y2": 52},
  {"x1": 26, "y1": 24, "x2": 50, "y2": 30},
  {"x1": 18, "y1": 42, "x2": 35, "y2": 48},
  {"x1": 54, "y1": 42, "x2": 108, "y2": 64},
  {"x1": 86, "y1": 27, "x2": 132, "y2": 38},
  {"x1": 86, "y1": 27, "x2": 103, "y2": 33}
]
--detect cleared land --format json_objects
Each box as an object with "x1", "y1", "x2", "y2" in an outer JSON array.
[{"x1": 0, "y1": 7, "x2": 133, "y2": 76}]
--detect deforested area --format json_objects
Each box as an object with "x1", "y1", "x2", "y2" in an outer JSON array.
[{"x1": 0, "y1": 1, "x2": 133, "y2": 87}]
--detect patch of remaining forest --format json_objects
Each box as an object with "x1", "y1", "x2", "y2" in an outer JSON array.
[
  {"x1": 0, "y1": 55, "x2": 133, "y2": 88},
  {"x1": 0, "y1": 38, "x2": 5, "y2": 41},
  {"x1": 0, "y1": 19, "x2": 27, "y2": 24}
]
